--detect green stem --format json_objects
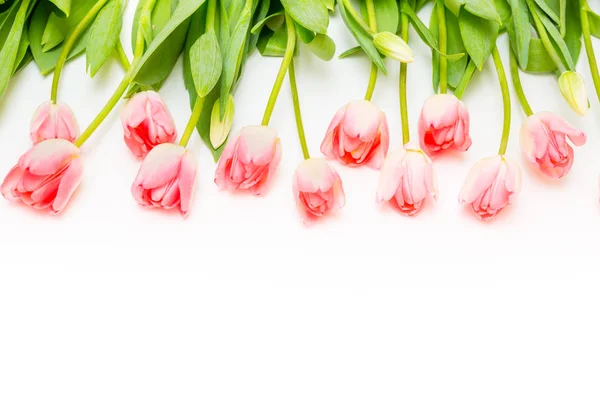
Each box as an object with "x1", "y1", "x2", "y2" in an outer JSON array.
[
  {"x1": 179, "y1": 97, "x2": 205, "y2": 147},
  {"x1": 50, "y1": 0, "x2": 111, "y2": 103},
  {"x1": 289, "y1": 58, "x2": 310, "y2": 160},
  {"x1": 74, "y1": 67, "x2": 137, "y2": 148},
  {"x1": 526, "y1": 0, "x2": 566, "y2": 73},
  {"x1": 509, "y1": 49, "x2": 534, "y2": 116},
  {"x1": 400, "y1": 14, "x2": 410, "y2": 145},
  {"x1": 454, "y1": 60, "x2": 476, "y2": 99},
  {"x1": 115, "y1": 40, "x2": 131, "y2": 71},
  {"x1": 581, "y1": 1, "x2": 600, "y2": 102},
  {"x1": 492, "y1": 46, "x2": 511, "y2": 156},
  {"x1": 341, "y1": 0, "x2": 374, "y2": 34},
  {"x1": 437, "y1": 0, "x2": 448, "y2": 94},
  {"x1": 206, "y1": 0, "x2": 217, "y2": 32},
  {"x1": 364, "y1": 0, "x2": 378, "y2": 101},
  {"x1": 261, "y1": 13, "x2": 296, "y2": 126}
]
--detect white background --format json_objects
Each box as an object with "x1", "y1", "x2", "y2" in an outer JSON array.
[{"x1": 1, "y1": 3, "x2": 600, "y2": 399}]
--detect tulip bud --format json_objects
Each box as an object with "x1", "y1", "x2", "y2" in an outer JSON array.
[
  {"x1": 558, "y1": 71, "x2": 588, "y2": 116},
  {"x1": 373, "y1": 32, "x2": 414, "y2": 63},
  {"x1": 210, "y1": 95, "x2": 235, "y2": 149}
]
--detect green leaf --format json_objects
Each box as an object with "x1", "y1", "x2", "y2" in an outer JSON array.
[
  {"x1": 47, "y1": 0, "x2": 71, "y2": 17},
  {"x1": 588, "y1": 9, "x2": 600, "y2": 38},
  {"x1": 29, "y1": 0, "x2": 99, "y2": 75},
  {"x1": 41, "y1": 13, "x2": 67, "y2": 52},
  {"x1": 445, "y1": 0, "x2": 501, "y2": 22},
  {"x1": 323, "y1": 0, "x2": 334, "y2": 11},
  {"x1": 13, "y1": 22, "x2": 30, "y2": 74},
  {"x1": 359, "y1": 0, "x2": 399, "y2": 33},
  {"x1": 562, "y1": 0, "x2": 581, "y2": 65},
  {"x1": 217, "y1": 0, "x2": 230, "y2": 46},
  {"x1": 0, "y1": 0, "x2": 32, "y2": 98},
  {"x1": 247, "y1": 0, "x2": 270, "y2": 54},
  {"x1": 336, "y1": 0, "x2": 386, "y2": 74},
  {"x1": 183, "y1": 7, "x2": 225, "y2": 161},
  {"x1": 339, "y1": 45, "x2": 362, "y2": 58},
  {"x1": 305, "y1": 32, "x2": 336, "y2": 60},
  {"x1": 13, "y1": 49, "x2": 33, "y2": 74},
  {"x1": 131, "y1": 0, "x2": 203, "y2": 85},
  {"x1": 257, "y1": 24, "x2": 287, "y2": 56},
  {"x1": 523, "y1": 38, "x2": 555, "y2": 73},
  {"x1": 280, "y1": 0, "x2": 329, "y2": 34},
  {"x1": 508, "y1": 0, "x2": 530, "y2": 68},
  {"x1": 494, "y1": 0, "x2": 511, "y2": 28},
  {"x1": 537, "y1": 6, "x2": 574, "y2": 70},
  {"x1": 86, "y1": 0, "x2": 124, "y2": 77},
  {"x1": 458, "y1": 11, "x2": 499, "y2": 70},
  {"x1": 401, "y1": 1, "x2": 464, "y2": 60},
  {"x1": 190, "y1": 31, "x2": 223, "y2": 97},
  {"x1": 219, "y1": 2, "x2": 251, "y2": 115},
  {"x1": 251, "y1": 11, "x2": 284, "y2": 34},
  {"x1": 430, "y1": 5, "x2": 468, "y2": 91},
  {"x1": 533, "y1": 0, "x2": 559, "y2": 24}
]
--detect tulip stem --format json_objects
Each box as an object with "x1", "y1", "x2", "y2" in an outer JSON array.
[
  {"x1": 400, "y1": 14, "x2": 410, "y2": 145},
  {"x1": 289, "y1": 58, "x2": 310, "y2": 160},
  {"x1": 509, "y1": 49, "x2": 533, "y2": 117},
  {"x1": 179, "y1": 97, "x2": 205, "y2": 148},
  {"x1": 526, "y1": 0, "x2": 567, "y2": 74},
  {"x1": 115, "y1": 40, "x2": 131, "y2": 71},
  {"x1": 261, "y1": 13, "x2": 296, "y2": 126},
  {"x1": 206, "y1": 0, "x2": 217, "y2": 32},
  {"x1": 581, "y1": 1, "x2": 600, "y2": 101},
  {"x1": 492, "y1": 46, "x2": 511, "y2": 156},
  {"x1": 437, "y1": 0, "x2": 448, "y2": 94},
  {"x1": 50, "y1": 0, "x2": 111, "y2": 104},
  {"x1": 364, "y1": 0, "x2": 378, "y2": 101}
]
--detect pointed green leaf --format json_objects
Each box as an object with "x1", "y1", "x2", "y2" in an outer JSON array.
[
  {"x1": 281, "y1": 0, "x2": 329, "y2": 34},
  {"x1": 86, "y1": 0, "x2": 124, "y2": 77}
]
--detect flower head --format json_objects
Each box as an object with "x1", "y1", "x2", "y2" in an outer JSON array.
[
  {"x1": 418, "y1": 94, "x2": 471, "y2": 153},
  {"x1": 30, "y1": 101, "x2": 79, "y2": 143},
  {"x1": 215, "y1": 125, "x2": 282, "y2": 195},
  {"x1": 558, "y1": 71, "x2": 588, "y2": 116},
  {"x1": 321, "y1": 100, "x2": 389, "y2": 169},
  {"x1": 520, "y1": 112, "x2": 586, "y2": 178},
  {"x1": 292, "y1": 158, "x2": 345, "y2": 222},
  {"x1": 1, "y1": 139, "x2": 84, "y2": 214},
  {"x1": 131, "y1": 143, "x2": 197, "y2": 218},
  {"x1": 376, "y1": 143, "x2": 438, "y2": 216},
  {"x1": 121, "y1": 91, "x2": 177, "y2": 159},
  {"x1": 458, "y1": 155, "x2": 522, "y2": 220},
  {"x1": 373, "y1": 32, "x2": 414, "y2": 63}
]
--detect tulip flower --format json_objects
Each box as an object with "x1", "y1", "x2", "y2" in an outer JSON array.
[
  {"x1": 558, "y1": 71, "x2": 589, "y2": 116},
  {"x1": 321, "y1": 100, "x2": 390, "y2": 169},
  {"x1": 30, "y1": 101, "x2": 79, "y2": 143},
  {"x1": 459, "y1": 155, "x2": 522, "y2": 220},
  {"x1": 418, "y1": 94, "x2": 471, "y2": 153},
  {"x1": 373, "y1": 32, "x2": 414, "y2": 63},
  {"x1": 376, "y1": 143, "x2": 438, "y2": 216},
  {"x1": 1, "y1": 139, "x2": 84, "y2": 214},
  {"x1": 131, "y1": 143, "x2": 197, "y2": 218},
  {"x1": 214, "y1": 126, "x2": 282, "y2": 195},
  {"x1": 293, "y1": 158, "x2": 346, "y2": 222},
  {"x1": 121, "y1": 91, "x2": 177, "y2": 159},
  {"x1": 520, "y1": 112, "x2": 586, "y2": 178}
]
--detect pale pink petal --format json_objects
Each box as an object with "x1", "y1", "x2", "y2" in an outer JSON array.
[
  {"x1": 51, "y1": 156, "x2": 84, "y2": 214},
  {"x1": 1, "y1": 166, "x2": 23, "y2": 201},
  {"x1": 134, "y1": 144, "x2": 185, "y2": 189},
  {"x1": 19, "y1": 139, "x2": 80, "y2": 176},
  {"x1": 376, "y1": 148, "x2": 406, "y2": 202},
  {"x1": 177, "y1": 150, "x2": 197, "y2": 217},
  {"x1": 459, "y1": 156, "x2": 502, "y2": 204}
]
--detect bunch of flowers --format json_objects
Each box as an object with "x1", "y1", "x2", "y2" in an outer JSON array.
[{"x1": 0, "y1": 0, "x2": 597, "y2": 222}]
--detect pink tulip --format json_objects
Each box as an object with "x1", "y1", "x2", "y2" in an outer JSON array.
[
  {"x1": 121, "y1": 91, "x2": 177, "y2": 159},
  {"x1": 520, "y1": 112, "x2": 586, "y2": 178},
  {"x1": 292, "y1": 158, "x2": 345, "y2": 222},
  {"x1": 131, "y1": 143, "x2": 197, "y2": 218},
  {"x1": 1, "y1": 139, "x2": 83, "y2": 214},
  {"x1": 215, "y1": 125, "x2": 282, "y2": 195},
  {"x1": 418, "y1": 94, "x2": 471, "y2": 153},
  {"x1": 459, "y1": 155, "x2": 522, "y2": 220},
  {"x1": 376, "y1": 143, "x2": 438, "y2": 216},
  {"x1": 30, "y1": 101, "x2": 79, "y2": 143},
  {"x1": 321, "y1": 100, "x2": 389, "y2": 169}
]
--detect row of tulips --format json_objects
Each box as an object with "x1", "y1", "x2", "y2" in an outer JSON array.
[{"x1": 0, "y1": 0, "x2": 592, "y2": 223}]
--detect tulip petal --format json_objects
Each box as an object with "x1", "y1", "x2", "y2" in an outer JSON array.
[
  {"x1": 19, "y1": 139, "x2": 80, "y2": 176},
  {"x1": 459, "y1": 156, "x2": 502, "y2": 204}
]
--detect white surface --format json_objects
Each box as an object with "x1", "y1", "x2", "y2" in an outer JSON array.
[{"x1": 1, "y1": 4, "x2": 600, "y2": 399}]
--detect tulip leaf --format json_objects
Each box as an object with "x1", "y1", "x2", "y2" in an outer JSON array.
[
  {"x1": 339, "y1": 45, "x2": 363, "y2": 59},
  {"x1": 458, "y1": 11, "x2": 499, "y2": 70},
  {"x1": 257, "y1": 24, "x2": 287, "y2": 56},
  {"x1": 445, "y1": 0, "x2": 501, "y2": 22},
  {"x1": 507, "y1": 0, "x2": 530, "y2": 69},
  {"x1": 47, "y1": 0, "x2": 71, "y2": 17},
  {"x1": 130, "y1": 0, "x2": 207, "y2": 83},
  {"x1": 359, "y1": 0, "x2": 399, "y2": 33},
  {"x1": 13, "y1": 27, "x2": 30, "y2": 75},
  {"x1": 280, "y1": 0, "x2": 329, "y2": 34},
  {"x1": 41, "y1": 13, "x2": 67, "y2": 52},
  {"x1": 251, "y1": 11, "x2": 284, "y2": 34},
  {"x1": 86, "y1": 0, "x2": 124, "y2": 78},
  {"x1": 190, "y1": 31, "x2": 223, "y2": 97},
  {"x1": 336, "y1": 0, "x2": 386, "y2": 74},
  {"x1": 587, "y1": 9, "x2": 600, "y2": 38},
  {"x1": 533, "y1": 0, "x2": 559, "y2": 24},
  {"x1": 523, "y1": 38, "x2": 555, "y2": 73},
  {"x1": 0, "y1": 0, "x2": 32, "y2": 98}
]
